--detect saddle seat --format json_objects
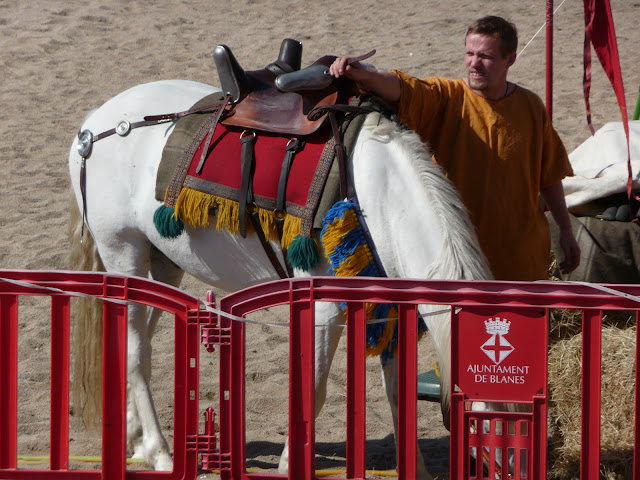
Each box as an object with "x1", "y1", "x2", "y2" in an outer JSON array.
[{"x1": 215, "y1": 39, "x2": 341, "y2": 136}]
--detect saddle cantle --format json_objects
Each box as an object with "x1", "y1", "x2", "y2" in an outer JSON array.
[{"x1": 214, "y1": 39, "x2": 339, "y2": 136}]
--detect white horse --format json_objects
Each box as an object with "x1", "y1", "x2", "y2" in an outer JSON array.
[{"x1": 68, "y1": 79, "x2": 492, "y2": 479}]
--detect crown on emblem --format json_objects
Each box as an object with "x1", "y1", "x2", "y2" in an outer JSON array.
[{"x1": 484, "y1": 317, "x2": 511, "y2": 335}]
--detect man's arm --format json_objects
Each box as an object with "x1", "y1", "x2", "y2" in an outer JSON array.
[
  {"x1": 541, "y1": 181, "x2": 581, "y2": 274},
  {"x1": 329, "y1": 57, "x2": 402, "y2": 104}
]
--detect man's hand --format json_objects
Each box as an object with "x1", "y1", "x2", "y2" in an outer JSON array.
[
  {"x1": 328, "y1": 56, "x2": 402, "y2": 103},
  {"x1": 557, "y1": 227, "x2": 580, "y2": 274},
  {"x1": 541, "y1": 181, "x2": 581, "y2": 275},
  {"x1": 329, "y1": 56, "x2": 366, "y2": 80}
]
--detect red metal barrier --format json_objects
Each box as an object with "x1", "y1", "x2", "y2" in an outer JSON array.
[
  {"x1": 2, "y1": 272, "x2": 640, "y2": 480},
  {"x1": 215, "y1": 277, "x2": 640, "y2": 480},
  {"x1": 0, "y1": 270, "x2": 210, "y2": 480}
]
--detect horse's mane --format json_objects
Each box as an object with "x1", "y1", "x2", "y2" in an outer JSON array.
[
  {"x1": 360, "y1": 113, "x2": 493, "y2": 415},
  {"x1": 362, "y1": 113, "x2": 492, "y2": 282}
]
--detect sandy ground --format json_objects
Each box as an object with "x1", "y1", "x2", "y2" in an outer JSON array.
[{"x1": 1, "y1": 0, "x2": 639, "y2": 478}]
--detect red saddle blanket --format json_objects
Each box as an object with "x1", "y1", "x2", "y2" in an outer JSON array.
[{"x1": 161, "y1": 114, "x2": 335, "y2": 247}]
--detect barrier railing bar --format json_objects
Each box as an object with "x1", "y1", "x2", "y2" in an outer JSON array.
[
  {"x1": 346, "y1": 301, "x2": 366, "y2": 479},
  {"x1": 533, "y1": 395, "x2": 548, "y2": 479},
  {"x1": 0, "y1": 272, "x2": 200, "y2": 316},
  {"x1": 450, "y1": 307, "x2": 464, "y2": 479},
  {"x1": 397, "y1": 303, "x2": 418, "y2": 480},
  {"x1": 50, "y1": 296, "x2": 70, "y2": 470},
  {"x1": 173, "y1": 307, "x2": 192, "y2": 479},
  {"x1": 580, "y1": 310, "x2": 602, "y2": 480},
  {"x1": 183, "y1": 307, "x2": 201, "y2": 480},
  {"x1": 218, "y1": 277, "x2": 640, "y2": 318},
  {"x1": 102, "y1": 301, "x2": 128, "y2": 480},
  {"x1": 288, "y1": 295, "x2": 315, "y2": 480},
  {"x1": 216, "y1": 293, "x2": 233, "y2": 480},
  {"x1": 0, "y1": 295, "x2": 18, "y2": 469},
  {"x1": 228, "y1": 302, "x2": 246, "y2": 480}
]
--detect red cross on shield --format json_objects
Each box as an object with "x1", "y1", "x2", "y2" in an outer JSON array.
[{"x1": 481, "y1": 333, "x2": 514, "y2": 365}]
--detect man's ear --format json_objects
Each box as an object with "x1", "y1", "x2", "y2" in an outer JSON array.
[{"x1": 506, "y1": 51, "x2": 516, "y2": 67}]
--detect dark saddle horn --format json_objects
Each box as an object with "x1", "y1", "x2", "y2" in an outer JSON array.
[{"x1": 266, "y1": 38, "x2": 303, "y2": 75}]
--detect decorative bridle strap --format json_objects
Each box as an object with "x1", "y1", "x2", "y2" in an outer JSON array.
[
  {"x1": 195, "y1": 94, "x2": 232, "y2": 174},
  {"x1": 308, "y1": 98, "x2": 400, "y2": 201}
]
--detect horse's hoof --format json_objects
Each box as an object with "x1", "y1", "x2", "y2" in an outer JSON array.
[{"x1": 154, "y1": 454, "x2": 173, "y2": 472}]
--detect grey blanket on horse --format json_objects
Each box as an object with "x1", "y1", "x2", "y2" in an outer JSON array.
[{"x1": 548, "y1": 212, "x2": 640, "y2": 283}]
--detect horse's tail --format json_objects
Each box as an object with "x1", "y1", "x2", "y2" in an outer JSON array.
[{"x1": 68, "y1": 189, "x2": 104, "y2": 427}]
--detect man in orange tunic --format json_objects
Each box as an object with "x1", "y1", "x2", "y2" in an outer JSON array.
[{"x1": 330, "y1": 15, "x2": 580, "y2": 281}]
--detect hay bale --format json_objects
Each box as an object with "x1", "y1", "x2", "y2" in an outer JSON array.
[
  {"x1": 549, "y1": 309, "x2": 635, "y2": 346},
  {"x1": 547, "y1": 326, "x2": 636, "y2": 479}
]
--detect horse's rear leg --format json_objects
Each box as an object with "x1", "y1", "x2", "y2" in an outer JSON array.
[
  {"x1": 126, "y1": 246, "x2": 184, "y2": 470},
  {"x1": 381, "y1": 357, "x2": 432, "y2": 480}
]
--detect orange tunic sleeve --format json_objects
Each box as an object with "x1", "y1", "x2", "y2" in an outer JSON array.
[{"x1": 391, "y1": 71, "x2": 573, "y2": 281}]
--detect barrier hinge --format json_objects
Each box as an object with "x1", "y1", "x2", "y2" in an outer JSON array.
[
  {"x1": 192, "y1": 302, "x2": 231, "y2": 352},
  {"x1": 187, "y1": 408, "x2": 231, "y2": 473}
]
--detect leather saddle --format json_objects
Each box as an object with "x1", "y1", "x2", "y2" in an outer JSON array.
[{"x1": 214, "y1": 38, "x2": 342, "y2": 136}]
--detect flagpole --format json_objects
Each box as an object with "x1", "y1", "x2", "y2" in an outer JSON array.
[{"x1": 546, "y1": 0, "x2": 554, "y2": 120}]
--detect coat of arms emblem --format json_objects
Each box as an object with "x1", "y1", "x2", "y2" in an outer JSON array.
[{"x1": 480, "y1": 317, "x2": 514, "y2": 365}]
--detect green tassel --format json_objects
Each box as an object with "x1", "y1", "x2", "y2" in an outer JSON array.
[
  {"x1": 154, "y1": 205, "x2": 184, "y2": 239},
  {"x1": 287, "y1": 235, "x2": 320, "y2": 270}
]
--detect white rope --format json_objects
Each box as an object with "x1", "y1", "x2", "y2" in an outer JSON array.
[
  {"x1": 517, "y1": 0, "x2": 569, "y2": 59},
  {"x1": 570, "y1": 281, "x2": 640, "y2": 306},
  {"x1": 0, "y1": 277, "x2": 132, "y2": 305},
  {"x1": 203, "y1": 301, "x2": 450, "y2": 328},
  {"x1": 4, "y1": 275, "x2": 639, "y2": 329}
]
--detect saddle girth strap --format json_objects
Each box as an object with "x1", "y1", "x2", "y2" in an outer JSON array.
[
  {"x1": 238, "y1": 130, "x2": 290, "y2": 279},
  {"x1": 247, "y1": 208, "x2": 289, "y2": 279},
  {"x1": 276, "y1": 138, "x2": 306, "y2": 213},
  {"x1": 238, "y1": 131, "x2": 257, "y2": 238},
  {"x1": 275, "y1": 138, "x2": 305, "y2": 278}
]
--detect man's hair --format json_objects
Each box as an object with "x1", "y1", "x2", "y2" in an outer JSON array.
[{"x1": 466, "y1": 16, "x2": 518, "y2": 57}]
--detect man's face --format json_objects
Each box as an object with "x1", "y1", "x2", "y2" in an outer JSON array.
[{"x1": 464, "y1": 33, "x2": 516, "y2": 98}]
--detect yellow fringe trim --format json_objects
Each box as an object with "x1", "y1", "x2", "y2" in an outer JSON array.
[
  {"x1": 281, "y1": 215, "x2": 301, "y2": 249},
  {"x1": 174, "y1": 187, "x2": 218, "y2": 229},
  {"x1": 174, "y1": 187, "x2": 303, "y2": 244}
]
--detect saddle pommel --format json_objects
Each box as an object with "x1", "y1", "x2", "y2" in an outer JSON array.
[{"x1": 275, "y1": 64, "x2": 333, "y2": 93}]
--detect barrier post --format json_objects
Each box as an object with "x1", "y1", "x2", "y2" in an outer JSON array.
[
  {"x1": 50, "y1": 296, "x2": 70, "y2": 470},
  {"x1": 288, "y1": 293, "x2": 315, "y2": 480},
  {"x1": 0, "y1": 295, "x2": 18, "y2": 469},
  {"x1": 101, "y1": 301, "x2": 128, "y2": 480},
  {"x1": 397, "y1": 303, "x2": 418, "y2": 480},
  {"x1": 346, "y1": 302, "x2": 367, "y2": 479},
  {"x1": 580, "y1": 310, "x2": 602, "y2": 479}
]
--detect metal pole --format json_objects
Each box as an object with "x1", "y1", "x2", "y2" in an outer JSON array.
[{"x1": 546, "y1": 0, "x2": 554, "y2": 119}]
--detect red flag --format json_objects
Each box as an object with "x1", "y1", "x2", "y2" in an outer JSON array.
[{"x1": 583, "y1": 0, "x2": 635, "y2": 207}]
